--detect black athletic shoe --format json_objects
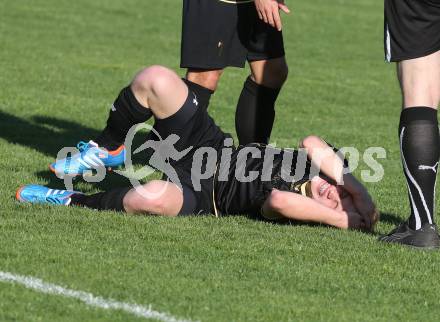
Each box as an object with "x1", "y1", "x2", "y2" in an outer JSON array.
[{"x1": 379, "y1": 222, "x2": 440, "y2": 249}]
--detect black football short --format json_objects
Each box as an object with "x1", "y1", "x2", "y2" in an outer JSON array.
[
  {"x1": 181, "y1": 0, "x2": 285, "y2": 69},
  {"x1": 152, "y1": 79, "x2": 229, "y2": 215},
  {"x1": 384, "y1": 0, "x2": 440, "y2": 62}
]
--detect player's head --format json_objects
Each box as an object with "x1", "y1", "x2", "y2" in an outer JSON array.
[
  {"x1": 308, "y1": 176, "x2": 379, "y2": 229},
  {"x1": 309, "y1": 176, "x2": 355, "y2": 212}
]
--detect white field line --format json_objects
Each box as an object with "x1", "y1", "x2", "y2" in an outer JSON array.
[{"x1": 0, "y1": 271, "x2": 195, "y2": 322}]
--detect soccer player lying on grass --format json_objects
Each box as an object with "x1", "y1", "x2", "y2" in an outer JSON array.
[{"x1": 16, "y1": 65, "x2": 378, "y2": 230}]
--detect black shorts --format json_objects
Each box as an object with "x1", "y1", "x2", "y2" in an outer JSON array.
[
  {"x1": 181, "y1": 0, "x2": 285, "y2": 69},
  {"x1": 152, "y1": 80, "x2": 230, "y2": 215},
  {"x1": 384, "y1": 0, "x2": 440, "y2": 62}
]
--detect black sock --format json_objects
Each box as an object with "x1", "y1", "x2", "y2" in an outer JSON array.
[
  {"x1": 95, "y1": 86, "x2": 152, "y2": 150},
  {"x1": 235, "y1": 77, "x2": 281, "y2": 145},
  {"x1": 70, "y1": 187, "x2": 132, "y2": 212},
  {"x1": 399, "y1": 107, "x2": 439, "y2": 230},
  {"x1": 182, "y1": 79, "x2": 214, "y2": 110}
]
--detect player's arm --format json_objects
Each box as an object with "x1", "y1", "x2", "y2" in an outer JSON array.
[
  {"x1": 262, "y1": 189, "x2": 364, "y2": 229},
  {"x1": 299, "y1": 135, "x2": 377, "y2": 229},
  {"x1": 254, "y1": 0, "x2": 290, "y2": 31}
]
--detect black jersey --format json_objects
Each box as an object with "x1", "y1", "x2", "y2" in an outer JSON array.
[{"x1": 213, "y1": 144, "x2": 315, "y2": 216}]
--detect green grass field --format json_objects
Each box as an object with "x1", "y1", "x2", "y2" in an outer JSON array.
[{"x1": 2, "y1": 0, "x2": 440, "y2": 321}]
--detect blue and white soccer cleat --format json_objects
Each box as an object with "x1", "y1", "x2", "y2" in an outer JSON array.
[
  {"x1": 16, "y1": 185, "x2": 78, "y2": 206},
  {"x1": 49, "y1": 140, "x2": 125, "y2": 178}
]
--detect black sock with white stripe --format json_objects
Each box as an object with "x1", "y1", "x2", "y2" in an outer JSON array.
[
  {"x1": 399, "y1": 107, "x2": 439, "y2": 230},
  {"x1": 95, "y1": 86, "x2": 152, "y2": 151}
]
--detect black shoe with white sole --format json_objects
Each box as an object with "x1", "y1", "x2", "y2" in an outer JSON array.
[{"x1": 379, "y1": 222, "x2": 440, "y2": 249}]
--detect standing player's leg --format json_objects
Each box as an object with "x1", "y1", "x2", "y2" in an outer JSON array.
[
  {"x1": 387, "y1": 53, "x2": 440, "y2": 237},
  {"x1": 186, "y1": 69, "x2": 223, "y2": 92},
  {"x1": 184, "y1": 69, "x2": 218, "y2": 114},
  {"x1": 235, "y1": 5, "x2": 288, "y2": 145},
  {"x1": 180, "y1": 0, "x2": 253, "y2": 118},
  {"x1": 180, "y1": 0, "x2": 245, "y2": 103},
  {"x1": 399, "y1": 52, "x2": 440, "y2": 108},
  {"x1": 235, "y1": 57, "x2": 288, "y2": 145},
  {"x1": 380, "y1": 0, "x2": 440, "y2": 247}
]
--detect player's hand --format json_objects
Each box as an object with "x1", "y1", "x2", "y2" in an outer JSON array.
[
  {"x1": 255, "y1": 0, "x2": 290, "y2": 31},
  {"x1": 333, "y1": 211, "x2": 365, "y2": 230},
  {"x1": 350, "y1": 190, "x2": 378, "y2": 231},
  {"x1": 347, "y1": 211, "x2": 368, "y2": 230}
]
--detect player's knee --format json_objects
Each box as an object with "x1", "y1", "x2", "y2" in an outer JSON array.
[
  {"x1": 122, "y1": 189, "x2": 141, "y2": 213},
  {"x1": 144, "y1": 181, "x2": 176, "y2": 215},
  {"x1": 255, "y1": 67, "x2": 288, "y2": 88},
  {"x1": 186, "y1": 69, "x2": 223, "y2": 91},
  {"x1": 123, "y1": 181, "x2": 170, "y2": 215},
  {"x1": 132, "y1": 65, "x2": 174, "y2": 96},
  {"x1": 253, "y1": 59, "x2": 288, "y2": 88},
  {"x1": 403, "y1": 90, "x2": 440, "y2": 108},
  {"x1": 125, "y1": 192, "x2": 167, "y2": 216},
  {"x1": 142, "y1": 197, "x2": 167, "y2": 215},
  {"x1": 272, "y1": 62, "x2": 289, "y2": 85}
]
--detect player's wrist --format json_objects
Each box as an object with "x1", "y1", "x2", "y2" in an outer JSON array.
[{"x1": 328, "y1": 211, "x2": 349, "y2": 229}]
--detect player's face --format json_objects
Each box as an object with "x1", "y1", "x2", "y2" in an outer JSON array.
[{"x1": 310, "y1": 177, "x2": 356, "y2": 212}]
